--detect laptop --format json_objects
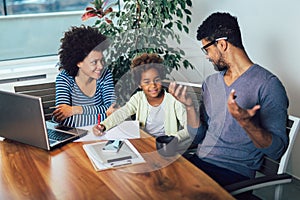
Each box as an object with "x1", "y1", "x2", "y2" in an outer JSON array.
[{"x1": 0, "y1": 90, "x2": 87, "y2": 150}]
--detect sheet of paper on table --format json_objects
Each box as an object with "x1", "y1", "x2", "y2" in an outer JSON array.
[{"x1": 75, "y1": 120, "x2": 140, "y2": 142}]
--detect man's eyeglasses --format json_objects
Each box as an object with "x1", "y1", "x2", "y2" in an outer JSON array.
[{"x1": 201, "y1": 37, "x2": 228, "y2": 55}]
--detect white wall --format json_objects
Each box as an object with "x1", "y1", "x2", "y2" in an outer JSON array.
[{"x1": 187, "y1": 0, "x2": 300, "y2": 178}]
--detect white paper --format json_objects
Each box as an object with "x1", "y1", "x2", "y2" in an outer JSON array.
[{"x1": 75, "y1": 120, "x2": 140, "y2": 142}]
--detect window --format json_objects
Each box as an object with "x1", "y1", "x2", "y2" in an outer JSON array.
[
  {"x1": 2, "y1": 0, "x2": 90, "y2": 15},
  {"x1": 0, "y1": 1, "x2": 4, "y2": 15},
  {"x1": 0, "y1": 1, "x2": 120, "y2": 62},
  {"x1": 0, "y1": 0, "x2": 95, "y2": 62}
]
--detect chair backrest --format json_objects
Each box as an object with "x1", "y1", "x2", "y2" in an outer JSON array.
[
  {"x1": 259, "y1": 115, "x2": 300, "y2": 176},
  {"x1": 14, "y1": 82, "x2": 56, "y2": 121}
]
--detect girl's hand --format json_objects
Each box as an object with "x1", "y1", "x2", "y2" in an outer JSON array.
[{"x1": 93, "y1": 124, "x2": 106, "y2": 136}]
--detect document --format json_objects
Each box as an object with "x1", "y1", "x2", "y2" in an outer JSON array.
[
  {"x1": 75, "y1": 120, "x2": 140, "y2": 142},
  {"x1": 83, "y1": 139, "x2": 145, "y2": 171}
]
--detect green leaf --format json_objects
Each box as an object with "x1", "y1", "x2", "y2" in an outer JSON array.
[
  {"x1": 183, "y1": 60, "x2": 189, "y2": 68},
  {"x1": 164, "y1": 22, "x2": 173, "y2": 29},
  {"x1": 179, "y1": 49, "x2": 185, "y2": 55},
  {"x1": 169, "y1": 2, "x2": 176, "y2": 14},
  {"x1": 179, "y1": 1, "x2": 186, "y2": 10},
  {"x1": 176, "y1": 8, "x2": 183, "y2": 18},
  {"x1": 177, "y1": 23, "x2": 182, "y2": 31},
  {"x1": 186, "y1": 15, "x2": 192, "y2": 24},
  {"x1": 186, "y1": 0, "x2": 192, "y2": 7},
  {"x1": 184, "y1": 9, "x2": 192, "y2": 15},
  {"x1": 183, "y1": 25, "x2": 189, "y2": 34}
]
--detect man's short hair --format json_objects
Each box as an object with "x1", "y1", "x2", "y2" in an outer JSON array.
[{"x1": 197, "y1": 12, "x2": 245, "y2": 50}]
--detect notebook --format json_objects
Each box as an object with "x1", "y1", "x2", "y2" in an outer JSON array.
[
  {"x1": 83, "y1": 140, "x2": 145, "y2": 171},
  {"x1": 0, "y1": 90, "x2": 87, "y2": 150}
]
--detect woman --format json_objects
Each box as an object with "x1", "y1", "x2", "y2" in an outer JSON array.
[{"x1": 53, "y1": 25, "x2": 116, "y2": 127}]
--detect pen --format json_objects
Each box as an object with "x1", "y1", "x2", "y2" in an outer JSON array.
[
  {"x1": 98, "y1": 113, "x2": 101, "y2": 125},
  {"x1": 107, "y1": 156, "x2": 132, "y2": 163}
]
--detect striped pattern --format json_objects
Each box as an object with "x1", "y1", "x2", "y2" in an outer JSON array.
[{"x1": 55, "y1": 69, "x2": 115, "y2": 127}]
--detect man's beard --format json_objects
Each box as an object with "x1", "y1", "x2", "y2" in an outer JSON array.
[
  {"x1": 212, "y1": 56, "x2": 228, "y2": 71},
  {"x1": 213, "y1": 63, "x2": 228, "y2": 71}
]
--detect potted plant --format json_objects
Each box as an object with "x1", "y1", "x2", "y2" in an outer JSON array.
[{"x1": 82, "y1": 0, "x2": 193, "y2": 103}]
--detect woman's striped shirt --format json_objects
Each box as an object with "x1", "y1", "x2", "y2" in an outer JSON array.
[{"x1": 55, "y1": 69, "x2": 115, "y2": 127}]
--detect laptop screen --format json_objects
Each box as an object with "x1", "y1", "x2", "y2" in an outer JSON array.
[
  {"x1": 0, "y1": 90, "x2": 87, "y2": 150},
  {"x1": 0, "y1": 90, "x2": 50, "y2": 149}
]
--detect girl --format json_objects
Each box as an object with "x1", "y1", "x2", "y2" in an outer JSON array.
[{"x1": 93, "y1": 53, "x2": 191, "y2": 147}]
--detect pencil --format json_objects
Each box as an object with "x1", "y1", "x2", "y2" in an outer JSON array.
[{"x1": 98, "y1": 113, "x2": 100, "y2": 125}]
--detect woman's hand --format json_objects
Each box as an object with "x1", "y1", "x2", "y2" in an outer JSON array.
[
  {"x1": 106, "y1": 103, "x2": 119, "y2": 117},
  {"x1": 52, "y1": 104, "x2": 83, "y2": 122},
  {"x1": 93, "y1": 124, "x2": 106, "y2": 136}
]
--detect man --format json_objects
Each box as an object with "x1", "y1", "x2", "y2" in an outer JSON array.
[{"x1": 169, "y1": 12, "x2": 289, "y2": 186}]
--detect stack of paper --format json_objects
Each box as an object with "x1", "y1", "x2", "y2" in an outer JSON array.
[
  {"x1": 76, "y1": 120, "x2": 140, "y2": 142},
  {"x1": 83, "y1": 139, "x2": 145, "y2": 171}
]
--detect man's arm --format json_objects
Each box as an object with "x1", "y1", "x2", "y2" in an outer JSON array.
[{"x1": 227, "y1": 89, "x2": 272, "y2": 148}]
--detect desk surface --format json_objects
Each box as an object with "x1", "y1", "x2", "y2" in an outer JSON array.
[{"x1": 0, "y1": 134, "x2": 234, "y2": 199}]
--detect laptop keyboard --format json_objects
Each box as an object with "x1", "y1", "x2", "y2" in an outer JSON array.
[{"x1": 47, "y1": 129, "x2": 73, "y2": 141}]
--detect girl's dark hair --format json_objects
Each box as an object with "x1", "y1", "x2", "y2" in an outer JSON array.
[
  {"x1": 58, "y1": 25, "x2": 108, "y2": 77},
  {"x1": 131, "y1": 53, "x2": 165, "y2": 83},
  {"x1": 197, "y1": 12, "x2": 245, "y2": 50}
]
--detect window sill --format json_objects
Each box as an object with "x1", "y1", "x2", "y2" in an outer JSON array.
[{"x1": 0, "y1": 56, "x2": 59, "y2": 91}]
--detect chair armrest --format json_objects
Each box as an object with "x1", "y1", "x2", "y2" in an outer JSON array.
[{"x1": 224, "y1": 173, "x2": 293, "y2": 195}]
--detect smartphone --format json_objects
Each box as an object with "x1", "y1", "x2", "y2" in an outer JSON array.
[
  {"x1": 102, "y1": 140, "x2": 124, "y2": 153},
  {"x1": 162, "y1": 79, "x2": 202, "y2": 88}
]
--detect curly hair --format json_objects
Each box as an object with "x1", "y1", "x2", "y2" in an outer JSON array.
[
  {"x1": 196, "y1": 12, "x2": 244, "y2": 50},
  {"x1": 130, "y1": 53, "x2": 165, "y2": 83},
  {"x1": 58, "y1": 25, "x2": 108, "y2": 77}
]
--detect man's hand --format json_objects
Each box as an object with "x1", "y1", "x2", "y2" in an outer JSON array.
[
  {"x1": 168, "y1": 81, "x2": 199, "y2": 127},
  {"x1": 168, "y1": 82, "x2": 194, "y2": 107},
  {"x1": 227, "y1": 89, "x2": 274, "y2": 148},
  {"x1": 227, "y1": 89, "x2": 260, "y2": 126}
]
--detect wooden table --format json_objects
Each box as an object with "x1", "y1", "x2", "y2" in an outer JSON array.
[{"x1": 0, "y1": 134, "x2": 234, "y2": 200}]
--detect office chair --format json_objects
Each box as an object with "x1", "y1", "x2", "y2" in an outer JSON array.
[
  {"x1": 14, "y1": 82, "x2": 56, "y2": 121},
  {"x1": 224, "y1": 115, "x2": 300, "y2": 199}
]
